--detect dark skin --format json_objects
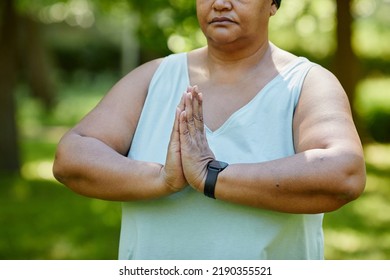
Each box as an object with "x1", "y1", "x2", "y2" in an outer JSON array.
[{"x1": 53, "y1": 0, "x2": 365, "y2": 214}]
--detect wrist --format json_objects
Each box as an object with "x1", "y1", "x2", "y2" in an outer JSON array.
[
  {"x1": 204, "y1": 160, "x2": 229, "y2": 199},
  {"x1": 158, "y1": 165, "x2": 187, "y2": 195}
]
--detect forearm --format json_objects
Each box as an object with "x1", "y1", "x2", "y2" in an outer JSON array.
[
  {"x1": 215, "y1": 148, "x2": 365, "y2": 214},
  {"x1": 53, "y1": 133, "x2": 171, "y2": 201}
]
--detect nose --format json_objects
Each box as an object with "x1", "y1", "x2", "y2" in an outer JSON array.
[{"x1": 212, "y1": 0, "x2": 233, "y2": 11}]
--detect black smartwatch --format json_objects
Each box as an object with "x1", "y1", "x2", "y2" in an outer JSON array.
[{"x1": 204, "y1": 160, "x2": 229, "y2": 199}]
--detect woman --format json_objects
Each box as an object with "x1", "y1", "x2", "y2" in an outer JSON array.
[{"x1": 53, "y1": 0, "x2": 366, "y2": 259}]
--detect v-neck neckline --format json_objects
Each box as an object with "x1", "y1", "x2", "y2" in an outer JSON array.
[{"x1": 184, "y1": 54, "x2": 305, "y2": 135}]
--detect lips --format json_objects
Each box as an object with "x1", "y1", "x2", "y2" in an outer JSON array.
[{"x1": 209, "y1": 16, "x2": 235, "y2": 24}]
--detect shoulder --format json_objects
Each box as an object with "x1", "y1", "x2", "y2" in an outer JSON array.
[
  {"x1": 305, "y1": 64, "x2": 342, "y2": 86},
  {"x1": 103, "y1": 57, "x2": 167, "y2": 116},
  {"x1": 293, "y1": 64, "x2": 354, "y2": 151},
  {"x1": 299, "y1": 62, "x2": 349, "y2": 114},
  {"x1": 105, "y1": 57, "x2": 167, "y2": 103},
  {"x1": 301, "y1": 64, "x2": 347, "y2": 106},
  {"x1": 270, "y1": 44, "x2": 298, "y2": 71},
  {"x1": 119, "y1": 57, "x2": 165, "y2": 87},
  {"x1": 70, "y1": 57, "x2": 166, "y2": 154}
]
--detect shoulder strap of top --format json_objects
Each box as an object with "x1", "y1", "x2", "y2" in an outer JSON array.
[{"x1": 278, "y1": 57, "x2": 318, "y2": 107}]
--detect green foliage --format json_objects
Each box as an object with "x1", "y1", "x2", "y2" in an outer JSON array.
[
  {"x1": 270, "y1": 0, "x2": 337, "y2": 59},
  {"x1": 352, "y1": 0, "x2": 390, "y2": 59},
  {"x1": 355, "y1": 77, "x2": 390, "y2": 142}
]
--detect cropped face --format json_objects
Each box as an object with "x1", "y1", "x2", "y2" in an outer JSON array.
[{"x1": 196, "y1": 0, "x2": 276, "y2": 45}]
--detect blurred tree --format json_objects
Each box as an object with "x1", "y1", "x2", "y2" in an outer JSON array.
[
  {"x1": 125, "y1": 0, "x2": 199, "y2": 62},
  {"x1": 333, "y1": 0, "x2": 365, "y2": 139},
  {"x1": 22, "y1": 16, "x2": 56, "y2": 109},
  {"x1": 0, "y1": 0, "x2": 56, "y2": 173},
  {"x1": 0, "y1": 0, "x2": 20, "y2": 173}
]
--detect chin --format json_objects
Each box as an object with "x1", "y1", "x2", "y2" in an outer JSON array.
[{"x1": 206, "y1": 32, "x2": 239, "y2": 46}]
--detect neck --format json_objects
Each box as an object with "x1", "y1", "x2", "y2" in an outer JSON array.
[
  {"x1": 205, "y1": 40, "x2": 273, "y2": 79},
  {"x1": 211, "y1": 35, "x2": 270, "y2": 58}
]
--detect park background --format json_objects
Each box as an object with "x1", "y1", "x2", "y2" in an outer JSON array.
[{"x1": 0, "y1": 0, "x2": 389, "y2": 259}]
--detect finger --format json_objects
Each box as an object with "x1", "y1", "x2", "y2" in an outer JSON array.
[
  {"x1": 193, "y1": 90, "x2": 204, "y2": 133},
  {"x1": 178, "y1": 92, "x2": 186, "y2": 112},
  {"x1": 189, "y1": 86, "x2": 203, "y2": 132},
  {"x1": 191, "y1": 86, "x2": 199, "y2": 120},
  {"x1": 170, "y1": 107, "x2": 181, "y2": 142},
  {"x1": 184, "y1": 91, "x2": 196, "y2": 136},
  {"x1": 175, "y1": 92, "x2": 188, "y2": 139},
  {"x1": 179, "y1": 110, "x2": 191, "y2": 142},
  {"x1": 170, "y1": 93, "x2": 186, "y2": 144}
]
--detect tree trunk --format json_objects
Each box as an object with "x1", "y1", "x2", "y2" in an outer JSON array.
[
  {"x1": 0, "y1": 0, "x2": 20, "y2": 173},
  {"x1": 22, "y1": 17, "x2": 56, "y2": 110},
  {"x1": 18, "y1": 16, "x2": 55, "y2": 112},
  {"x1": 333, "y1": 0, "x2": 368, "y2": 142}
]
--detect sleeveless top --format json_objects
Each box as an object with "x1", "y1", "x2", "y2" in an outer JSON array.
[{"x1": 119, "y1": 52, "x2": 324, "y2": 260}]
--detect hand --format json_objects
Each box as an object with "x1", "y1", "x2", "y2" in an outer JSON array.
[
  {"x1": 160, "y1": 94, "x2": 188, "y2": 192},
  {"x1": 179, "y1": 86, "x2": 215, "y2": 192}
]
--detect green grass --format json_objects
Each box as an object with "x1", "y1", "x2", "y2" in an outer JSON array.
[
  {"x1": 0, "y1": 177, "x2": 121, "y2": 260},
  {"x1": 1, "y1": 75, "x2": 121, "y2": 260},
  {"x1": 1, "y1": 74, "x2": 389, "y2": 260}
]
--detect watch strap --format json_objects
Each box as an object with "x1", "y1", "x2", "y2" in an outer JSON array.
[
  {"x1": 204, "y1": 160, "x2": 229, "y2": 199},
  {"x1": 204, "y1": 167, "x2": 219, "y2": 199}
]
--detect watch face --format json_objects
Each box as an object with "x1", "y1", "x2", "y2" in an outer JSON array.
[{"x1": 209, "y1": 160, "x2": 229, "y2": 170}]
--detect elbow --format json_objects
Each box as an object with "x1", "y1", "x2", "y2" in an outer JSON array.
[
  {"x1": 53, "y1": 146, "x2": 86, "y2": 196},
  {"x1": 52, "y1": 138, "x2": 77, "y2": 187},
  {"x1": 332, "y1": 157, "x2": 366, "y2": 209},
  {"x1": 52, "y1": 147, "x2": 69, "y2": 185},
  {"x1": 52, "y1": 131, "x2": 83, "y2": 187}
]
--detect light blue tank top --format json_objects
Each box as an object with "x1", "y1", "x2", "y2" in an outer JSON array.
[{"x1": 119, "y1": 52, "x2": 324, "y2": 260}]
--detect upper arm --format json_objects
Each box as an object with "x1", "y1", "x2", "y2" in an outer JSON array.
[
  {"x1": 292, "y1": 65, "x2": 366, "y2": 201},
  {"x1": 293, "y1": 65, "x2": 362, "y2": 155},
  {"x1": 68, "y1": 58, "x2": 163, "y2": 155}
]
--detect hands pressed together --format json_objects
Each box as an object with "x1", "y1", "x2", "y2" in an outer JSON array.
[{"x1": 161, "y1": 86, "x2": 216, "y2": 194}]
